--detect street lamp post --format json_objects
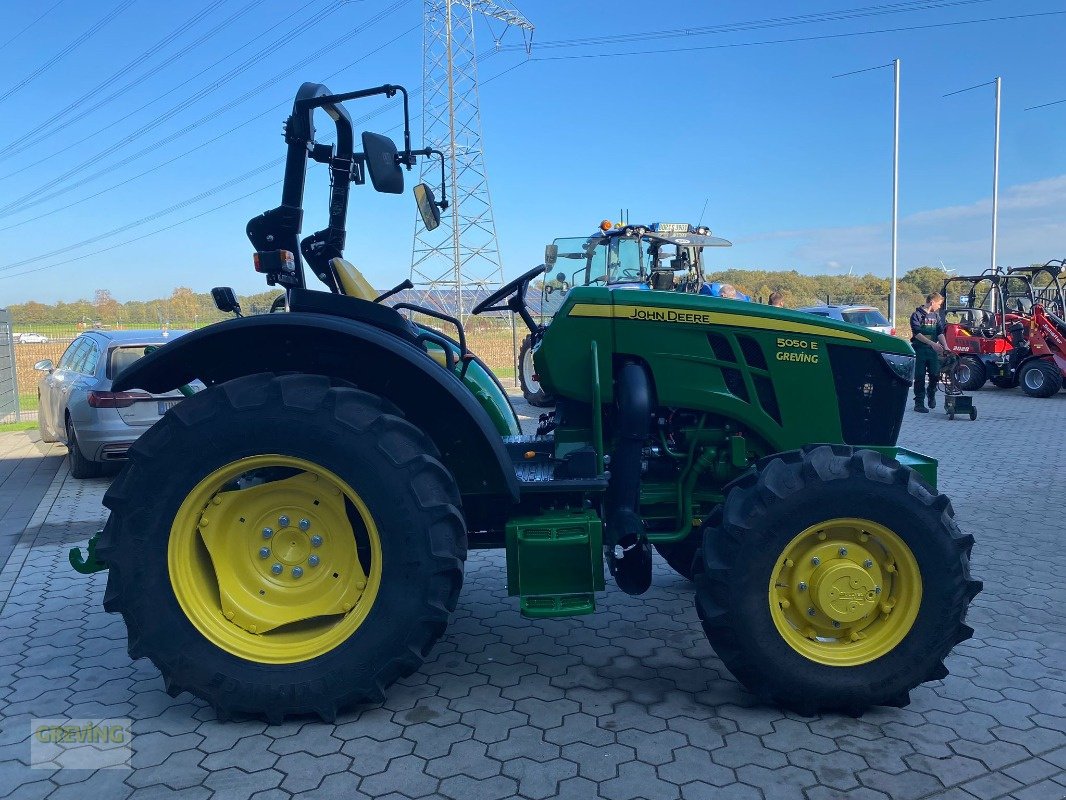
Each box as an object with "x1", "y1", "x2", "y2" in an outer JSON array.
[
  {"x1": 832, "y1": 59, "x2": 901, "y2": 328},
  {"x1": 944, "y1": 77, "x2": 1002, "y2": 273}
]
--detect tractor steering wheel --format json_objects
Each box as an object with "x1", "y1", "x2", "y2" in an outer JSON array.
[{"x1": 472, "y1": 264, "x2": 547, "y2": 333}]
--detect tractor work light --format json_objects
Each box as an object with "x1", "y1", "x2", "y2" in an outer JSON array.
[
  {"x1": 253, "y1": 250, "x2": 296, "y2": 275},
  {"x1": 880, "y1": 351, "x2": 916, "y2": 383},
  {"x1": 600, "y1": 220, "x2": 614, "y2": 231}
]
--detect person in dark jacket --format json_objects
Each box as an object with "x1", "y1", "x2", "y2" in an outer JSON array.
[{"x1": 909, "y1": 292, "x2": 948, "y2": 412}]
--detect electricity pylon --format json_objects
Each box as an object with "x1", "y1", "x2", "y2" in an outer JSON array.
[{"x1": 410, "y1": 0, "x2": 533, "y2": 318}]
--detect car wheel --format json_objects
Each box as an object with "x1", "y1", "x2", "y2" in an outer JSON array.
[{"x1": 66, "y1": 417, "x2": 103, "y2": 479}]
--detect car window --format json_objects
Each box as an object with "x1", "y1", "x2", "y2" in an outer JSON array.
[
  {"x1": 58, "y1": 338, "x2": 88, "y2": 370},
  {"x1": 68, "y1": 339, "x2": 96, "y2": 374},
  {"x1": 805, "y1": 310, "x2": 831, "y2": 317},
  {"x1": 842, "y1": 309, "x2": 889, "y2": 327},
  {"x1": 108, "y1": 346, "x2": 152, "y2": 379},
  {"x1": 77, "y1": 340, "x2": 102, "y2": 376}
]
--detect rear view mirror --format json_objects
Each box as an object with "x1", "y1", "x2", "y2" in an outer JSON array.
[
  {"x1": 414, "y1": 183, "x2": 441, "y2": 231},
  {"x1": 211, "y1": 287, "x2": 240, "y2": 314},
  {"x1": 544, "y1": 244, "x2": 558, "y2": 267},
  {"x1": 34, "y1": 359, "x2": 54, "y2": 373},
  {"x1": 362, "y1": 132, "x2": 404, "y2": 194}
]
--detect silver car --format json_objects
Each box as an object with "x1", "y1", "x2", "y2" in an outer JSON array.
[
  {"x1": 796, "y1": 304, "x2": 895, "y2": 336},
  {"x1": 36, "y1": 330, "x2": 192, "y2": 478}
]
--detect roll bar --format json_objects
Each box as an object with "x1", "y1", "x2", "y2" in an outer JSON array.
[{"x1": 246, "y1": 82, "x2": 414, "y2": 292}]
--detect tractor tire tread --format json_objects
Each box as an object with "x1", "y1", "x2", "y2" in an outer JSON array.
[
  {"x1": 98, "y1": 373, "x2": 466, "y2": 723},
  {"x1": 694, "y1": 445, "x2": 980, "y2": 715}
]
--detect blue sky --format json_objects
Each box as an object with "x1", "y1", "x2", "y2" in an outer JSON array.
[{"x1": 0, "y1": 0, "x2": 1063, "y2": 304}]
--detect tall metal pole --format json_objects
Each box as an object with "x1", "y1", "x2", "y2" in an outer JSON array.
[
  {"x1": 991, "y1": 76, "x2": 1001, "y2": 272},
  {"x1": 832, "y1": 60, "x2": 901, "y2": 326},
  {"x1": 890, "y1": 58, "x2": 900, "y2": 329},
  {"x1": 444, "y1": 1, "x2": 463, "y2": 317}
]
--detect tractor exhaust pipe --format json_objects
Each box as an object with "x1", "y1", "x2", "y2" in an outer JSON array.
[{"x1": 606, "y1": 362, "x2": 653, "y2": 596}]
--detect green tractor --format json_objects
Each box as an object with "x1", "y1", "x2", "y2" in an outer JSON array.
[
  {"x1": 81, "y1": 82, "x2": 981, "y2": 723},
  {"x1": 520, "y1": 220, "x2": 734, "y2": 405}
]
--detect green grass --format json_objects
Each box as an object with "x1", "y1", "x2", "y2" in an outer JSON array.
[
  {"x1": 0, "y1": 421, "x2": 38, "y2": 432},
  {"x1": 18, "y1": 393, "x2": 38, "y2": 411}
]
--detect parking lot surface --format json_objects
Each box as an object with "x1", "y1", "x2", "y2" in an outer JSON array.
[{"x1": 0, "y1": 387, "x2": 1063, "y2": 799}]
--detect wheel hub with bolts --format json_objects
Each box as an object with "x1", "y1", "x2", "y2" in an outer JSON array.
[
  {"x1": 194, "y1": 469, "x2": 367, "y2": 635},
  {"x1": 769, "y1": 518, "x2": 923, "y2": 666}
]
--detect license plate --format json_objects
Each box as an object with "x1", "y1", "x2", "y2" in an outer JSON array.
[{"x1": 157, "y1": 400, "x2": 180, "y2": 415}]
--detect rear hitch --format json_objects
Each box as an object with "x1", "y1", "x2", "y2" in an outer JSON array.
[{"x1": 69, "y1": 531, "x2": 107, "y2": 574}]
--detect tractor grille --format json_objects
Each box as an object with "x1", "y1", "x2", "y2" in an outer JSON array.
[
  {"x1": 827, "y1": 345, "x2": 908, "y2": 445},
  {"x1": 737, "y1": 334, "x2": 768, "y2": 370},
  {"x1": 706, "y1": 331, "x2": 781, "y2": 423},
  {"x1": 707, "y1": 332, "x2": 735, "y2": 362}
]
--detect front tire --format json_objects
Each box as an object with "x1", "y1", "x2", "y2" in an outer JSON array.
[
  {"x1": 519, "y1": 335, "x2": 553, "y2": 408},
  {"x1": 695, "y1": 446, "x2": 981, "y2": 715},
  {"x1": 97, "y1": 374, "x2": 466, "y2": 722},
  {"x1": 953, "y1": 357, "x2": 986, "y2": 391},
  {"x1": 654, "y1": 533, "x2": 701, "y2": 581},
  {"x1": 1019, "y1": 360, "x2": 1062, "y2": 398}
]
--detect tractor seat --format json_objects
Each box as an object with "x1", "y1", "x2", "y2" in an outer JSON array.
[{"x1": 330, "y1": 258, "x2": 378, "y2": 301}]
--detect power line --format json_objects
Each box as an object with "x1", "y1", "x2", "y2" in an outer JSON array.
[
  {"x1": 0, "y1": 25, "x2": 420, "y2": 235},
  {"x1": 0, "y1": 0, "x2": 136, "y2": 104},
  {"x1": 0, "y1": 182, "x2": 283, "y2": 282},
  {"x1": 1024, "y1": 98, "x2": 1066, "y2": 111},
  {"x1": 0, "y1": 1, "x2": 409, "y2": 218},
  {"x1": 525, "y1": 9, "x2": 1066, "y2": 62},
  {"x1": 0, "y1": 0, "x2": 266, "y2": 161},
  {"x1": 1, "y1": 0, "x2": 68, "y2": 49},
  {"x1": 0, "y1": 0, "x2": 333, "y2": 184},
  {"x1": 0, "y1": 56, "x2": 528, "y2": 283},
  {"x1": 0, "y1": 162, "x2": 283, "y2": 273},
  {"x1": 504, "y1": 0, "x2": 993, "y2": 51}
]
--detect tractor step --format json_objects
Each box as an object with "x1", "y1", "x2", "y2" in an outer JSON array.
[
  {"x1": 505, "y1": 509, "x2": 604, "y2": 618},
  {"x1": 505, "y1": 434, "x2": 606, "y2": 488}
]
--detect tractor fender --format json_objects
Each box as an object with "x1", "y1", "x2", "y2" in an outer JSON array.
[{"x1": 112, "y1": 313, "x2": 520, "y2": 502}]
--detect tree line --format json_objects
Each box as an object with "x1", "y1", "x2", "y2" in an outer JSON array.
[{"x1": 3, "y1": 266, "x2": 957, "y2": 329}]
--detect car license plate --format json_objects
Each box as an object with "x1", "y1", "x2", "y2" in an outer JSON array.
[{"x1": 157, "y1": 400, "x2": 180, "y2": 415}]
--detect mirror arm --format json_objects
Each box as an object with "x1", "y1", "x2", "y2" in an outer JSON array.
[{"x1": 410, "y1": 148, "x2": 449, "y2": 210}]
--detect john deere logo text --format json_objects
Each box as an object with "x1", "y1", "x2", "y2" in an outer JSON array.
[{"x1": 626, "y1": 308, "x2": 713, "y2": 324}]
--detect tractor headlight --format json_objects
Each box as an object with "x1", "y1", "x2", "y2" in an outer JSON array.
[{"x1": 880, "y1": 351, "x2": 915, "y2": 383}]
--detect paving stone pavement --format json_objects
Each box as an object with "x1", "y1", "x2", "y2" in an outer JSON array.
[{"x1": 0, "y1": 386, "x2": 1063, "y2": 799}]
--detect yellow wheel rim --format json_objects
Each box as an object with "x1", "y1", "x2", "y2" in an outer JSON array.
[
  {"x1": 768, "y1": 518, "x2": 922, "y2": 666},
  {"x1": 168, "y1": 455, "x2": 382, "y2": 664}
]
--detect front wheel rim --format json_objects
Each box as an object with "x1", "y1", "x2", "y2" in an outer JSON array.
[
  {"x1": 168, "y1": 455, "x2": 382, "y2": 664},
  {"x1": 1024, "y1": 369, "x2": 1044, "y2": 390},
  {"x1": 956, "y1": 363, "x2": 971, "y2": 383},
  {"x1": 768, "y1": 518, "x2": 922, "y2": 666}
]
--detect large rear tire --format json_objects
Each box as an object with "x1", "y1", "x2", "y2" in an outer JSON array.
[
  {"x1": 1019, "y1": 360, "x2": 1062, "y2": 398},
  {"x1": 97, "y1": 373, "x2": 466, "y2": 723},
  {"x1": 953, "y1": 356, "x2": 986, "y2": 391},
  {"x1": 695, "y1": 446, "x2": 981, "y2": 715},
  {"x1": 519, "y1": 335, "x2": 554, "y2": 408}
]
